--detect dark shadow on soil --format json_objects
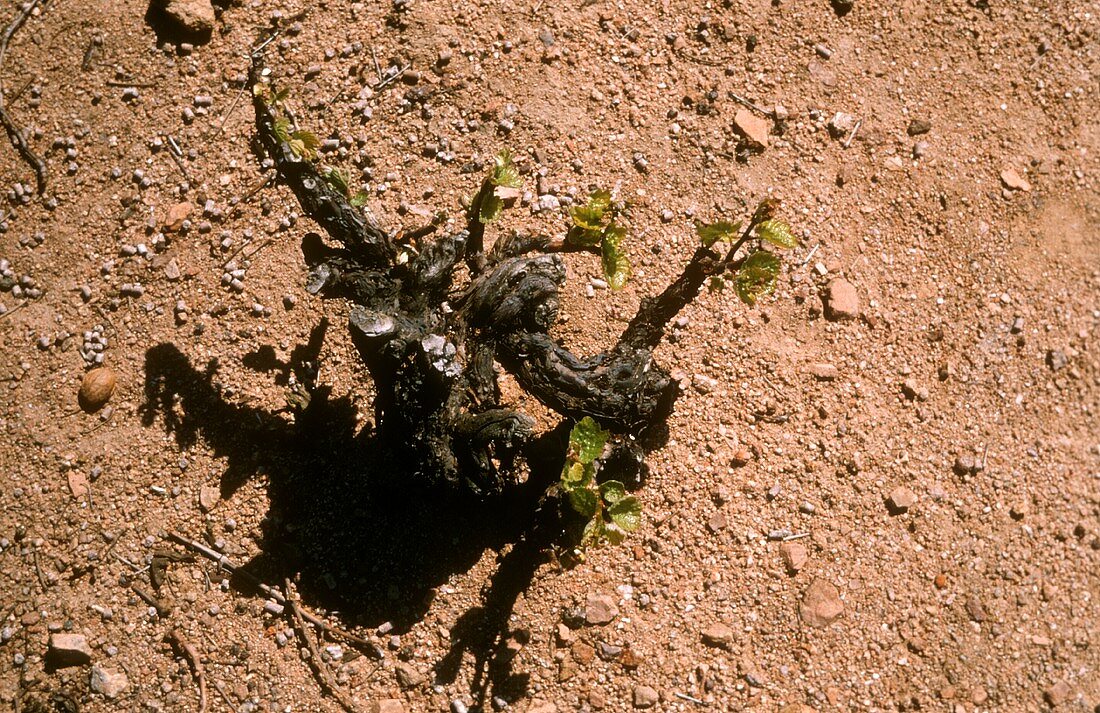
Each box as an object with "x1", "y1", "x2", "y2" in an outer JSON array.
[{"x1": 140, "y1": 328, "x2": 571, "y2": 709}]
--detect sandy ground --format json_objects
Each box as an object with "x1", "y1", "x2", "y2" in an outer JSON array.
[{"x1": 0, "y1": 0, "x2": 1097, "y2": 711}]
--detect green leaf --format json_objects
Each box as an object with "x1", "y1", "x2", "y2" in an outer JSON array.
[
  {"x1": 568, "y1": 487, "x2": 599, "y2": 519},
  {"x1": 602, "y1": 522, "x2": 627, "y2": 545},
  {"x1": 586, "y1": 189, "x2": 612, "y2": 213},
  {"x1": 755, "y1": 219, "x2": 797, "y2": 249},
  {"x1": 599, "y1": 480, "x2": 627, "y2": 505},
  {"x1": 491, "y1": 149, "x2": 522, "y2": 188},
  {"x1": 600, "y1": 224, "x2": 630, "y2": 290},
  {"x1": 561, "y1": 461, "x2": 593, "y2": 490},
  {"x1": 708, "y1": 275, "x2": 726, "y2": 293},
  {"x1": 273, "y1": 117, "x2": 292, "y2": 143},
  {"x1": 570, "y1": 204, "x2": 605, "y2": 232},
  {"x1": 272, "y1": 86, "x2": 290, "y2": 104},
  {"x1": 566, "y1": 225, "x2": 603, "y2": 248},
  {"x1": 350, "y1": 191, "x2": 369, "y2": 207},
  {"x1": 324, "y1": 167, "x2": 351, "y2": 196},
  {"x1": 479, "y1": 191, "x2": 504, "y2": 223},
  {"x1": 696, "y1": 220, "x2": 741, "y2": 248},
  {"x1": 581, "y1": 516, "x2": 604, "y2": 546},
  {"x1": 734, "y1": 250, "x2": 781, "y2": 306},
  {"x1": 608, "y1": 496, "x2": 642, "y2": 532},
  {"x1": 289, "y1": 129, "x2": 320, "y2": 161},
  {"x1": 569, "y1": 416, "x2": 608, "y2": 465},
  {"x1": 570, "y1": 189, "x2": 613, "y2": 231}
]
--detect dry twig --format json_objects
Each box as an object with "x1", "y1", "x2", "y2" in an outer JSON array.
[
  {"x1": 165, "y1": 630, "x2": 208, "y2": 713},
  {"x1": 167, "y1": 532, "x2": 381, "y2": 656},
  {"x1": 284, "y1": 578, "x2": 362, "y2": 713},
  {"x1": 0, "y1": 0, "x2": 48, "y2": 193}
]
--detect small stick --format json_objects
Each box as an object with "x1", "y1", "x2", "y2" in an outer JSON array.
[
  {"x1": 167, "y1": 532, "x2": 381, "y2": 655},
  {"x1": 284, "y1": 578, "x2": 362, "y2": 713},
  {"x1": 166, "y1": 150, "x2": 192, "y2": 182},
  {"x1": 32, "y1": 549, "x2": 47, "y2": 591},
  {"x1": 370, "y1": 46, "x2": 382, "y2": 84},
  {"x1": 783, "y1": 532, "x2": 811, "y2": 542},
  {"x1": 166, "y1": 630, "x2": 208, "y2": 713},
  {"x1": 104, "y1": 79, "x2": 158, "y2": 88},
  {"x1": 728, "y1": 91, "x2": 771, "y2": 117},
  {"x1": 674, "y1": 691, "x2": 705, "y2": 705},
  {"x1": 81, "y1": 38, "x2": 96, "y2": 71},
  {"x1": 210, "y1": 678, "x2": 237, "y2": 708},
  {"x1": 0, "y1": 0, "x2": 42, "y2": 100},
  {"x1": 165, "y1": 134, "x2": 184, "y2": 158},
  {"x1": 799, "y1": 242, "x2": 820, "y2": 267},
  {"x1": 0, "y1": 301, "x2": 28, "y2": 320},
  {"x1": 0, "y1": 104, "x2": 47, "y2": 193},
  {"x1": 210, "y1": 81, "x2": 249, "y2": 138},
  {"x1": 132, "y1": 583, "x2": 171, "y2": 617},
  {"x1": 843, "y1": 119, "x2": 862, "y2": 149},
  {"x1": 225, "y1": 173, "x2": 275, "y2": 220},
  {"x1": 373, "y1": 63, "x2": 409, "y2": 91}
]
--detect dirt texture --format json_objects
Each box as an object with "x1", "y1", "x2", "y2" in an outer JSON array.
[{"x1": 0, "y1": 0, "x2": 1098, "y2": 711}]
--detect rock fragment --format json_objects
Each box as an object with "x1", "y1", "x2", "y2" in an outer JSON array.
[
  {"x1": 1000, "y1": 167, "x2": 1031, "y2": 192},
  {"x1": 395, "y1": 661, "x2": 425, "y2": 689},
  {"x1": 779, "y1": 541, "x2": 808, "y2": 573},
  {"x1": 701, "y1": 622, "x2": 734, "y2": 648},
  {"x1": 827, "y1": 112, "x2": 855, "y2": 139},
  {"x1": 90, "y1": 665, "x2": 129, "y2": 698},
  {"x1": 632, "y1": 685, "x2": 659, "y2": 709},
  {"x1": 151, "y1": 0, "x2": 215, "y2": 36},
  {"x1": 584, "y1": 594, "x2": 618, "y2": 626},
  {"x1": 823, "y1": 278, "x2": 859, "y2": 321},
  {"x1": 371, "y1": 701, "x2": 405, "y2": 713},
  {"x1": 906, "y1": 118, "x2": 932, "y2": 136},
  {"x1": 799, "y1": 579, "x2": 843, "y2": 628},
  {"x1": 804, "y1": 362, "x2": 838, "y2": 380},
  {"x1": 47, "y1": 633, "x2": 93, "y2": 667},
  {"x1": 198, "y1": 485, "x2": 219, "y2": 513},
  {"x1": 965, "y1": 595, "x2": 987, "y2": 622},
  {"x1": 733, "y1": 109, "x2": 770, "y2": 148},
  {"x1": 1043, "y1": 681, "x2": 1072, "y2": 706},
  {"x1": 164, "y1": 258, "x2": 181, "y2": 281},
  {"x1": 164, "y1": 202, "x2": 193, "y2": 231},
  {"x1": 886, "y1": 486, "x2": 917, "y2": 514}
]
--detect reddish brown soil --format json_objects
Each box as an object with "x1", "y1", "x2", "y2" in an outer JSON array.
[{"x1": 0, "y1": 0, "x2": 1097, "y2": 711}]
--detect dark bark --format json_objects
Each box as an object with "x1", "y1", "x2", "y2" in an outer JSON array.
[{"x1": 249, "y1": 51, "x2": 727, "y2": 495}]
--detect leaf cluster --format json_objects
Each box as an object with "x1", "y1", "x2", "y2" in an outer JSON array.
[
  {"x1": 567, "y1": 190, "x2": 631, "y2": 290},
  {"x1": 475, "y1": 150, "x2": 524, "y2": 224},
  {"x1": 560, "y1": 417, "x2": 642, "y2": 551},
  {"x1": 696, "y1": 199, "x2": 799, "y2": 305}
]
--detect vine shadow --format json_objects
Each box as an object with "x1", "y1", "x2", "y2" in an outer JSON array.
[{"x1": 140, "y1": 324, "x2": 566, "y2": 708}]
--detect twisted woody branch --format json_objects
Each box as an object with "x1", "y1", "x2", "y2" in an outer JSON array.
[{"x1": 249, "y1": 51, "x2": 778, "y2": 497}]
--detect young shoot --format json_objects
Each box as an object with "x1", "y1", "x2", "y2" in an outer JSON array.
[
  {"x1": 696, "y1": 199, "x2": 799, "y2": 305},
  {"x1": 566, "y1": 190, "x2": 631, "y2": 290},
  {"x1": 560, "y1": 417, "x2": 643, "y2": 556}
]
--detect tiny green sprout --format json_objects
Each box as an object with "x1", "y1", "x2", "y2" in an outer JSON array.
[
  {"x1": 698, "y1": 199, "x2": 798, "y2": 305},
  {"x1": 475, "y1": 149, "x2": 523, "y2": 224},
  {"x1": 696, "y1": 220, "x2": 742, "y2": 248},
  {"x1": 734, "y1": 250, "x2": 782, "y2": 305},
  {"x1": 323, "y1": 167, "x2": 352, "y2": 196},
  {"x1": 560, "y1": 417, "x2": 642, "y2": 552},
  {"x1": 322, "y1": 167, "x2": 371, "y2": 209},
  {"x1": 287, "y1": 129, "x2": 320, "y2": 161},
  {"x1": 567, "y1": 190, "x2": 631, "y2": 290}
]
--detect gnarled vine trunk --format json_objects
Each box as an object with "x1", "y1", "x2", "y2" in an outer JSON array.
[{"x1": 249, "y1": 52, "x2": 726, "y2": 496}]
